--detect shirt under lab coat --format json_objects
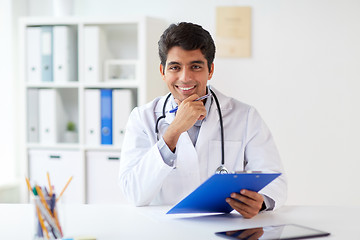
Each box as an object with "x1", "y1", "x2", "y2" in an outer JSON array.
[{"x1": 118, "y1": 87, "x2": 287, "y2": 209}]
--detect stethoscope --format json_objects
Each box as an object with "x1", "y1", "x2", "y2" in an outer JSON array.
[{"x1": 155, "y1": 89, "x2": 228, "y2": 174}]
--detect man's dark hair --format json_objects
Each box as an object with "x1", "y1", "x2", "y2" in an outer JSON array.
[{"x1": 158, "y1": 22, "x2": 216, "y2": 72}]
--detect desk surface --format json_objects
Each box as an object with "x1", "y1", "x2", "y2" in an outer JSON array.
[{"x1": 0, "y1": 204, "x2": 358, "y2": 239}]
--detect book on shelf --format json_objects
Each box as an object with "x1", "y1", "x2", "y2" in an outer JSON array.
[
  {"x1": 26, "y1": 27, "x2": 42, "y2": 83},
  {"x1": 85, "y1": 89, "x2": 101, "y2": 146},
  {"x1": 84, "y1": 26, "x2": 106, "y2": 83},
  {"x1": 26, "y1": 25, "x2": 78, "y2": 83},
  {"x1": 40, "y1": 26, "x2": 53, "y2": 82},
  {"x1": 27, "y1": 89, "x2": 39, "y2": 142},
  {"x1": 100, "y1": 89, "x2": 113, "y2": 145},
  {"x1": 53, "y1": 26, "x2": 77, "y2": 83},
  {"x1": 113, "y1": 89, "x2": 133, "y2": 146},
  {"x1": 84, "y1": 88, "x2": 134, "y2": 146},
  {"x1": 38, "y1": 89, "x2": 66, "y2": 144}
]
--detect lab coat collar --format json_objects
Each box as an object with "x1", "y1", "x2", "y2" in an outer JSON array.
[
  {"x1": 202, "y1": 86, "x2": 234, "y2": 124},
  {"x1": 209, "y1": 86, "x2": 233, "y2": 112}
]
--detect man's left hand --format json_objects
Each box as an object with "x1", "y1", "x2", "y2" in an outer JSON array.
[{"x1": 226, "y1": 189, "x2": 264, "y2": 219}]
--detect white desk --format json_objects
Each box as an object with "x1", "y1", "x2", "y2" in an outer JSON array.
[{"x1": 0, "y1": 204, "x2": 358, "y2": 239}]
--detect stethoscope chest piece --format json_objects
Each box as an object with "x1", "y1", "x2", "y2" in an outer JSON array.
[{"x1": 215, "y1": 165, "x2": 228, "y2": 174}]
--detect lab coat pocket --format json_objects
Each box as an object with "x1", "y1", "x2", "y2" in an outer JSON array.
[{"x1": 208, "y1": 140, "x2": 244, "y2": 176}]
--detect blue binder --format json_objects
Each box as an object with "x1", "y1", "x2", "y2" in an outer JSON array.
[
  {"x1": 167, "y1": 172, "x2": 281, "y2": 214},
  {"x1": 41, "y1": 26, "x2": 53, "y2": 82},
  {"x1": 101, "y1": 89, "x2": 113, "y2": 145}
]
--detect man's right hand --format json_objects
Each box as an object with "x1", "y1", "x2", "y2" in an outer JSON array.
[{"x1": 162, "y1": 94, "x2": 207, "y2": 152}]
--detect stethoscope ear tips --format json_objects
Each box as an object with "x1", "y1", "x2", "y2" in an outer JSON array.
[{"x1": 215, "y1": 165, "x2": 228, "y2": 174}]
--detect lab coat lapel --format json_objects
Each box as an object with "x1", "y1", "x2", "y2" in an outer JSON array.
[
  {"x1": 195, "y1": 98, "x2": 220, "y2": 182},
  {"x1": 195, "y1": 88, "x2": 233, "y2": 181},
  {"x1": 159, "y1": 100, "x2": 201, "y2": 190},
  {"x1": 176, "y1": 132, "x2": 201, "y2": 194}
]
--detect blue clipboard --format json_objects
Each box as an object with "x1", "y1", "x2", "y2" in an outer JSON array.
[{"x1": 167, "y1": 172, "x2": 281, "y2": 214}]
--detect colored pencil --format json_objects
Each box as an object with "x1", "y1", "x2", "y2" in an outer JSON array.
[
  {"x1": 47, "y1": 172, "x2": 53, "y2": 197},
  {"x1": 57, "y1": 176, "x2": 73, "y2": 202},
  {"x1": 36, "y1": 205, "x2": 50, "y2": 239}
]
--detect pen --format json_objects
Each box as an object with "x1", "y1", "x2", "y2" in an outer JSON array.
[
  {"x1": 169, "y1": 92, "x2": 212, "y2": 113},
  {"x1": 53, "y1": 205, "x2": 63, "y2": 236},
  {"x1": 35, "y1": 185, "x2": 53, "y2": 217},
  {"x1": 34, "y1": 197, "x2": 62, "y2": 238},
  {"x1": 34, "y1": 186, "x2": 63, "y2": 238},
  {"x1": 36, "y1": 205, "x2": 49, "y2": 239}
]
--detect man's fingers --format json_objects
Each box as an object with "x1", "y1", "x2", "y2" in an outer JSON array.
[
  {"x1": 240, "y1": 189, "x2": 264, "y2": 202},
  {"x1": 230, "y1": 192, "x2": 256, "y2": 207},
  {"x1": 226, "y1": 190, "x2": 265, "y2": 219},
  {"x1": 179, "y1": 100, "x2": 207, "y2": 118},
  {"x1": 226, "y1": 198, "x2": 255, "y2": 219},
  {"x1": 232, "y1": 190, "x2": 264, "y2": 210}
]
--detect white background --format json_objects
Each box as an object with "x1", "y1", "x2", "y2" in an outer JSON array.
[
  {"x1": 0, "y1": 0, "x2": 14, "y2": 184},
  {"x1": 1, "y1": 0, "x2": 360, "y2": 206}
]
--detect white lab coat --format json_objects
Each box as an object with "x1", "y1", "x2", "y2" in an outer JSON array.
[{"x1": 118, "y1": 87, "x2": 287, "y2": 209}]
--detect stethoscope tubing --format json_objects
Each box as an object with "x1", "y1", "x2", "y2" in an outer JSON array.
[
  {"x1": 155, "y1": 93, "x2": 172, "y2": 135},
  {"x1": 209, "y1": 89, "x2": 225, "y2": 166}
]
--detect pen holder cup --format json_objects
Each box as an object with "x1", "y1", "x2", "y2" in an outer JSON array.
[{"x1": 32, "y1": 195, "x2": 63, "y2": 240}]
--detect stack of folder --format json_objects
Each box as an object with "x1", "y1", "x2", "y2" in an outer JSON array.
[
  {"x1": 83, "y1": 26, "x2": 105, "y2": 83},
  {"x1": 27, "y1": 88, "x2": 71, "y2": 144},
  {"x1": 85, "y1": 88, "x2": 134, "y2": 146},
  {"x1": 26, "y1": 26, "x2": 77, "y2": 83}
]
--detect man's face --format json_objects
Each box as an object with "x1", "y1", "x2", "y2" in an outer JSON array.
[{"x1": 160, "y1": 46, "x2": 214, "y2": 102}]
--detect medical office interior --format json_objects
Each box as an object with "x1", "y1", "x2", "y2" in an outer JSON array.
[{"x1": 1, "y1": 0, "x2": 360, "y2": 212}]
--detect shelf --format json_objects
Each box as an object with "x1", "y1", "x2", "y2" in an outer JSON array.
[
  {"x1": 84, "y1": 146, "x2": 122, "y2": 152},
  {"x1": 105, "y1": 59, "x2": 138, "y2": 65},
  {"x1": 27, "y1": 143, "x2": 80, "y2": 150},
  {"x1": 26, "y1": 82, "x2": 80, "y2": 88},
  {"x1": 82, "y1": 81, "x2": 139, "y2": 89},
  {"x1": 21, "y1": 16, "x2": 167, "y2": 204},
  {"x1": 26, "y1": 143, "x2": 123, "y2": 152},
  {"x1": 26, "y1": 81, "x2": 141, "y2": 89}
]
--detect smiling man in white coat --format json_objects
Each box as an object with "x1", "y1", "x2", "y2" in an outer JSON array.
[{"x1": 118, "y1": 22, "x2": 287, "y2": 218}]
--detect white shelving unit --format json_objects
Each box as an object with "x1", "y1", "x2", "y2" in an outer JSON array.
[{"x1": 18, "y1": 17, "x2": 167, "y2": 203}]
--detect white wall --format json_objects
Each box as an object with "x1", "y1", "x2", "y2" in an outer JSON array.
[
  {"x1": 17, "y1": 0, "x2": 360, "y2": 206},
  {"x1": 213, "y1": 0, "x2": 360, "y2": 206},
  {"x1": 0, "y1": 0, "x2": 16, "y2": 185},
  {"x1": 0, "y1": 0, "x2": 26, "y2": 202}
]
